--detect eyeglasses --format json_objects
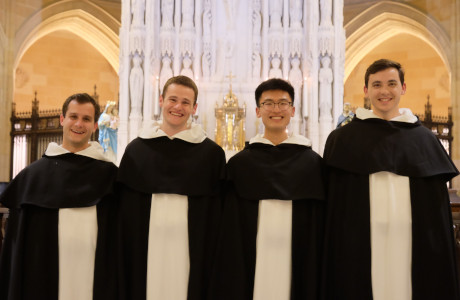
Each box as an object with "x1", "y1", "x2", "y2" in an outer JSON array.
[{"x1": 260, "y1": 101, "x2": 292, "y2": 111}]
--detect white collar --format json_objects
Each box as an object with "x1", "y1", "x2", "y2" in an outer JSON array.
[
  {"x1": 249, "y1": 133, "x2": 312, "y2": 147},
  {"x1": 139, "y1": 122, "x2": 206, "y2": 144},
  {"x1": 355, "y1": 107, "x2": 418, "y2": 124},
  {"x1": 44, "y1": 141, "x2": 113, "y2": 162}
]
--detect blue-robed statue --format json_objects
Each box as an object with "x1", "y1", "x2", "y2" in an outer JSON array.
[
  {"x1": 336, "y1": 102, "x2": 354, "y2": 128},
  {"x1": 98, "y1": 101, "x2": 119, "y2": 162}
]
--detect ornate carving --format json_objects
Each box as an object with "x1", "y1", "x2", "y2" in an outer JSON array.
[
  {"x1": 159, "y1": 55, "x2": 173, "y2": 94},
  {"x1": 289, "y1": 56, "x2": 304, "y2": 133},
  {"x1": 319, "y1": 55, "x2": 333, "y2": 119},
  {"x1": 180, "y1": 55, "x2": 194, "y2": 79},
  {"x1": 252, "y1": 0, "x2": 262, "y2": 79},
  {"x1": 290, "y1": 0, "x2": 303, "y2": 29},
  {"x1": 269, "y1": 55, "x2": 283, "y2": 79},
  {"x1": 131, "y1": 0, "x2": 146, "y2": 28},
  {"x1": 270, "y1": 0, "x2": 283, "y2": 29},
  {"x1": 319, "y1": 0, "x2": 334, "y2": 55},
  {"x1": 161, "y1": 0, "x2": 174, "y2": 29},
  {"x1": 182, "y1": 0, "x2": 195, "y2": 27},
  {"x1": 129, "y1": 53, "x2": 144, "y2": 116},
  {"x1": 202, "y1": 0, "x2": 212, "y2": 78}
]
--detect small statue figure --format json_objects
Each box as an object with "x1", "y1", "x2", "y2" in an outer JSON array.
[
  {"x1": 336, "y1": 102, "x2": 354, "y2": 127},
  {"x1": 129, "y1": 53, "x2": 144, "y2": 115},
  {"x1": 269, "y1": 55, "x2": 283, "y2": 78},
  {"x1": 98, "y1": 101, "x2": 119, "y2": 162},
  {"x1": 180, "y1": 55, "x2": 194, "y2": 79}
]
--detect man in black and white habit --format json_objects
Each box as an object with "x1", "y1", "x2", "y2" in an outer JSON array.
[
  {"x1": 0, "y1": 93, "x2": 118, "y2": 300},
  {"x1": 210, "y1": 78, "x2": 325, "y2": 300},
  {"x1": 323, "y1": 59, "x2": 460, "y2": 299},
  {"x1": 117, "y1": 75, "x2": 226, "y2": 300}
]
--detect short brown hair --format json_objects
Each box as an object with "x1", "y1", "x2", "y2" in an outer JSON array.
[
  {"x1": 62, "y1": 93, "x2": 100, "y2": 122},
  {"x1": 162, "y1": 75, "x2": 198, "y2": 104},
  {"x1": 365, "y1": 59, "x2": 405, "y2": 88}
]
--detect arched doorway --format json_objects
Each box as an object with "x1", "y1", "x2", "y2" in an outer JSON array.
[{"x1": 9, "y1": 3, "x2": 120, "y2": 178}]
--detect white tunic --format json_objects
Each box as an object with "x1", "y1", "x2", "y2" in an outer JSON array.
[
  {"x1": 356, "y1": 108, "x2": 418, "y2": 300},
  {"x1": 44, "y1": 142, "x2": 112, "y2": 300},
  {"x1": 140, "y1": 123, "x2": 207, "y2": 300},
  {"x1": 249, "y1": 134, "x2": 312, "y2": 300}
]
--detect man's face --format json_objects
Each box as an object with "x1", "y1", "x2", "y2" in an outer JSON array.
[
  {"x1": 364, "y1": 67, "x2": 406, "y2": 120},
  {"x1": 160, "y1": 83, "x2": 197, "y2": 132},
  {"x1": 60, "y1": 100, "x2": 97, "y2": 152},
  {"x1": 256, "y1": 89, "x2": 295, "y2": 133}
]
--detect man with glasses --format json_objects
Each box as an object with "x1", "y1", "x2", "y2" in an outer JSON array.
[
  {"x1": 117, "y1": 76, "x2": 226, "y2": 300},
  {"x1": 210, "y1": 78, "x2": 325, "y2": 300}
]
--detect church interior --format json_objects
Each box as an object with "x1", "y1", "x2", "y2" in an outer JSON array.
[
  {"x1": 0, "y1": 0, "x2": 459, "y2": 206},
  {"x1": 1, "y1": 0, "x2": 460, "y2": 295}
]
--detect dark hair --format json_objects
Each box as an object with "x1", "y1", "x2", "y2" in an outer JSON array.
[
  {"x1": 162, "y1": 75, "x2": 198, "y2": 104},
  {"x1": 365, "y1": 59, "x2": 405, "y2": 88},
  {"x1": 62, "y1": 93, "x2": 100, "y2": 122},
  {"x1": 254, "y1": 78, "x2": 295, "y2": 107}
]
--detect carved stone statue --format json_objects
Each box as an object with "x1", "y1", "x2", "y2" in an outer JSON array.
[
  {"x1": 289, "y1": 57, "x2": 303, "y2": 97},
  {"x1": 270, "y1": 0, "x2": 283, "y2": 28},
  {"x1": 252, "y1": 51, "x2": 262, "y2": 79},
  {"x1": 202, "y1": 47, "x2": 212, "y2": 78},
  {"x1": 319, "y1": 55, "x2": 333, "y2": 119},
  {"x1": 252, "y1": 0, "x2": 262, "y2": 34},
  {"x1": 289, "y1": 56, "x2": 303, "y2": 133},
  {"x1": 202, "y1": 0, "x2": 212, "y2": 78},
  {"x1": 320, "y1": 0, "x2": 333, "y2": 27},
  {"x1": 131, "y1": 0, "x2": 146, "y2": 27},
  {"x1": 203, "y1": 0, "x2": 212, "y2": 36},
  {"x1": 252, "y1": 0, "x2": 262, "y2": 79},
  {"x1": 159, "y1": 55, "x2": 174, "y2": 93},
  {"x1": 182, "y1": 0, "x2": 194, "y2": 27},
  {"x1": 290, "y1": 0, "x2": 303, "y2": 28},
  {"x1": 269, "y1": 55, "x2": 283, "y2": 79},
  {"x1": 161, "y1": 0, "x2": 174, "y2": 29},
  {"x1": 129, "y1": 53, "x2": 144, "y2": 116},
  {"x1": 180, "y1": 55, "x2": 194, "y2": 79}
]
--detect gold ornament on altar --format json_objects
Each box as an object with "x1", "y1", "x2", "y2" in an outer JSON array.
[{"x1": 215, "y1": 73, "x2": 246, "y2": 151}]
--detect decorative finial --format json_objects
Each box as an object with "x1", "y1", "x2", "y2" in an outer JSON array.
[{"x1": 226, "y1": 72, "x2": 236, "y2": 94}]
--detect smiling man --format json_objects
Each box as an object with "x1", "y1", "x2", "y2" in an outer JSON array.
[
  {"x1": 210, "y1": 78, "x2": 325, "y2": 300},
  {"x1": 0, "y1": 93, "x2": 118, "y2": 300},
  {"x1": 117, "y1": 75, "x2": 225, "y2": 300},
  {"x1": 323, "y1": 59, "x2": 460, "y2": 299}
]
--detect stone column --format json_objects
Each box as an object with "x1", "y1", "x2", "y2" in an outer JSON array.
[
  {"x1": 452, "y1": 0, "x2": 460, "y2": 190},
  {"x1": 118, "y1": 0, "x2": 133, "y2": 162},
  {"x1": 0, "y1": 0, "x2": 15, "y2": 180}
]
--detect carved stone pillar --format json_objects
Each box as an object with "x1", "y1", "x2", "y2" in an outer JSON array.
[{"x1": 319, "y1": 55, "x2": 334, "y2": 154}]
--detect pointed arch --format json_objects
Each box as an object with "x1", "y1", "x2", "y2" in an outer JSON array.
[
  {"x1": 14, "y1": 0, "x2": 120, "y2": 73},
  {"x1": 344, "y1": 1, "x2": 451, "y2": 82}
]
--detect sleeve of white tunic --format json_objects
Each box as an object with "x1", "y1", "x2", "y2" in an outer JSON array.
[
  {"x1": 58, "y1": 206, "x2": 98, "y2": 300},
  {"x1": 146, "y1": 193, "x2": 190, "y2": 300},
  {"x1": 369, "y1": 171, "x2": 412, "y2": 300},
  {"x1": 253, "y1": 199, "x2": 292, "y2": 300}
]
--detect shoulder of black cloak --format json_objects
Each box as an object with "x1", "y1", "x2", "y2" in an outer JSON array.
[
  {"x1": 117, "y1": 136, "x2": 226, "y2": 196},
  {"x1": 324, "y1": 117, "x2": 459, "y2": 180},
  {"x1": 227, "y1": 142, "x2": 325, "y2": 201},
  {"x1": 0, "y1": 153, "x2": 118, "y2": 209}
]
